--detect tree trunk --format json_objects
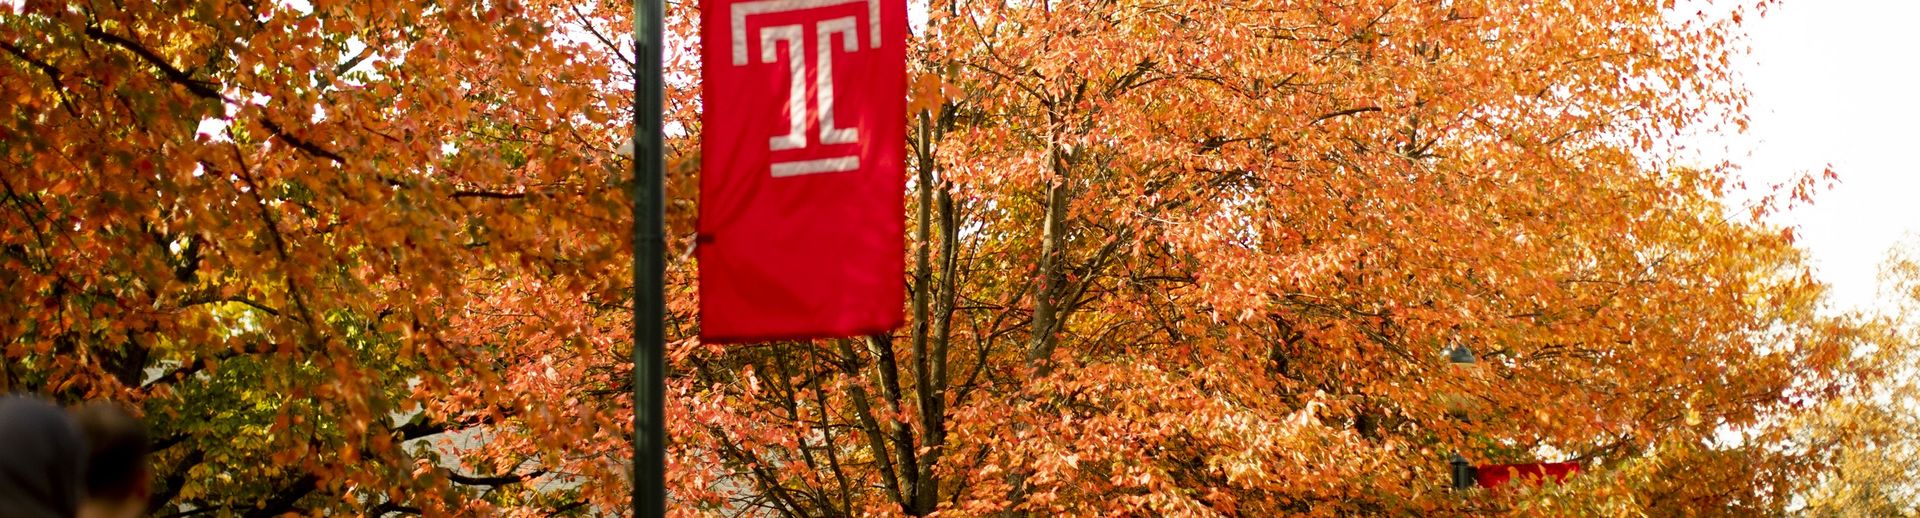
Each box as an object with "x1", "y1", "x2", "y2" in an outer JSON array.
[{"x1": 1026, "y1": 111, "x2": 1071, "y2": 373}]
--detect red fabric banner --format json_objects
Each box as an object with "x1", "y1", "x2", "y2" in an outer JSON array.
[
  {"x1": 1474, "y1": 462, "x2": 1581, "y2": 490},
  {"x1": 698, "y1": 0, "x2": 907, "y2": 343}
]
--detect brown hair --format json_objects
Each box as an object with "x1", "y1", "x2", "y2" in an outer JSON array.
[{"x1": 69, "y1": 401, "x2": 148, "y2": 500}]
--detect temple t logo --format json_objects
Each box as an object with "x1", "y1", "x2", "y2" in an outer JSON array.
[{"x1": 728, "y1": 0, "x2": 883, "y2": 177}]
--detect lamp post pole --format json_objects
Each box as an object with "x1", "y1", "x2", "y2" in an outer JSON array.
[
  {"x1": 632, "y1": 0, "x2": 666, "y2": 516},
  {"x1": 1450, "y1": 452, "x2": 1475, "y2": 491},
  {"x1": 1447, "y1": 343, "x2": 1479, "y2": 492}
]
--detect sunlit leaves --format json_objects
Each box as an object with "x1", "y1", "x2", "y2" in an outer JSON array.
[
  {"x1": 3, "y1": 0, "x2": 630, "y2": 513},
  {"x1": 0, "y1": 0, "x2": 1883, "y2": 515}
]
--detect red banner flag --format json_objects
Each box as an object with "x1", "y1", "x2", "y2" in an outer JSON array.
[
  {"x1": 698, "y1": 0, "x2": 907, "y2": 342},
  {"x1": 1474, "y1": 462, "x2": 1581, "y2": 490}
]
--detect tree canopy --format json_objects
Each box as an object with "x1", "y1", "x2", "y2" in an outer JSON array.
[{"x1": 0, "y1": 0, "x2": 1897, "y2": 515}]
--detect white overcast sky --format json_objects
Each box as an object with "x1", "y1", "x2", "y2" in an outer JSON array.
[{"x1": 1714, "y1": 0, "x2": 1920, "y2": 313}]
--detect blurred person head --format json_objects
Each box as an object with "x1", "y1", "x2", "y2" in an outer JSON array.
[
  {"x1": 0, "y1": 394, "x2": 86, "y2": 518},
  {"x1": 69, "y1": 401, "x2": 148, "y2": 518}
]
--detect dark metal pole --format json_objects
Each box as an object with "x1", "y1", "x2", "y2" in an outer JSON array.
[
  {"x1": 1450, "y1": 452, "x2": 1475, "y2": 491},
  {"x1": 1447, "y1": 344, "x2": 1478, "y2": 493},
  {"x1": 632, "y1": 0, "x2": 666, "y2": 516}
]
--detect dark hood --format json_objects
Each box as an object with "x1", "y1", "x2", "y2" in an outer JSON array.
[{"x1": 0, "y1": 395, "x2": 85, "y2": 518}]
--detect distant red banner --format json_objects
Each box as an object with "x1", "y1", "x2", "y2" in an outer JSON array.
[
  {"x1": 1475, "y1": 462, "x2": 1581, "y2": 490},
  {"x1": 698, "y1": 0, "x2": 907, "y2": 342}
]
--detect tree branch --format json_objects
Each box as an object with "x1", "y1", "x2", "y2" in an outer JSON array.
[
  {"x1": 84, "y1": 26, "x2": 347, "y2": 165},
  {"x1": 180, "y1": 293, "x2": 283, "y2": 317},
  {"x1": 242, "y1": 474, "x2": 317, "y2": 518},
  {"x1": 1311, "y1": 106, "x2": 1382, "y2": 125},
  {"x1": 371, "y1": 501, "x2": 423, "y2": 517},
  {"x1": 334, "y1": 46, "x2": 373, "y2": 77},
  {"x1": 258, "y1": 118, "x2": 348, "y2": 164},
  {"x1": 147, "y1": 448, "x2": 205, "y2": 515},
  {"x1": 81, "y1": 26, "x2": 221, "y2": 99},
  {"x1": 446, "y1": 468, "x2": 544, "y2": 487},
  {"x1": 0, "y1": 40, "x2": 79, "y2": 114},
  {"x1": 451, "y1": 190, "x2": 527, "y2": 200},
  {"x1": 570, "y1": 1, "x2": 635, "y2": 72}
]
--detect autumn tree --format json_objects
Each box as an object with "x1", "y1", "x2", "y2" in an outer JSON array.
[
  {"x1": 671, "y1": 0, "x2": 1869, "y2": 516},
  {"x1": 2, "y1": 0, "x2": 637, "y2": 513},
  {"x1": 0, "y1": 0, "x2": 1884, "y2": 516},
  {"x1": 1787, "y1": 238, "x2": 1920, "y2": 517}
]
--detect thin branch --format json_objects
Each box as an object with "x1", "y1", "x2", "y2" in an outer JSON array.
[
  {"x1": 242, "y1": 474, "x2": 317, "y2": 518},
  {"x1": 451, "y1": 190, "x2": 528, "y2": 200},
  {"x1": 334, "y1": 46, "x2": 373, "y2": 77},
  {"x1": 390, "y1": 402, "x2": 515, "y2": 441},
  {"x1": 0, "y1": 41, "x2": 79, "y2": 114},
  {"x1": 1311, "y1": 106, "x2": 1382, "y2": 125},
  {"x1": 181, "y1": 294, "x2": 283, "y2": 317},
  {"x1": 447, "y1": 469, "x2": 545, "y2": 487},
  {"x1": 258, "y1": 117, "x2": 348, "y2": 164},
  {"x1": 147, "y1": 448, "x2": 205, "y2": 515},
  {"x1": 82, "y1": 26, "x2": 221, "y2": 98},
  {"x1": 372, "y1": 501, "x2": 423, "y2": 517},
  {"x1": 570, "y1": 1, "x2": 635, "y2": 71},
  {"x1": 545, "y1": 500, "x2": 588, "y2": 516},
  {"x1": 139, "y1": 350, "x2": 241, "y2": 391},
  {"x1": 84, "y1": 26, "x2": 347, "y2": 164}
]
